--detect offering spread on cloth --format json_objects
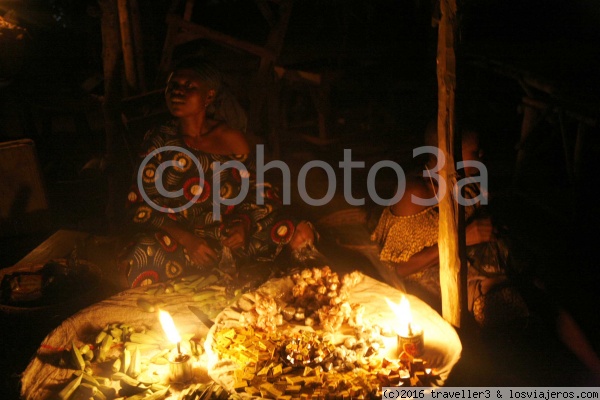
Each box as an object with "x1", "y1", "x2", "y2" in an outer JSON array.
[
  {"x1": 21, "y1": 267, "x2": 461, "y2": 400},
  {"x1": 205, "y1": 268, "x2": 461, "y2": 399}
]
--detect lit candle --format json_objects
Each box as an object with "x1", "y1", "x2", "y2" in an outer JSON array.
[
  {"x1": 159, "y1": 309, "x2": 192, "y2": 383},
  {"x1": 386, "y1": 296, "x2": 425, "y2": 358}
]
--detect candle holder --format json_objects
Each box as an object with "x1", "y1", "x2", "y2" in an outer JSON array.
[
  {"x1": 410, "y1": 358, "x2": 424, "y2": 373},
  {"x1": 397, "y1": 326, "x2": 424, "y2": 358},
  {"x1": 169, "y1": 353, "x2": 193, "y2": 383}
]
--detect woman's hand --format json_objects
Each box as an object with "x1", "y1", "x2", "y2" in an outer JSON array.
[
  {"x1": 466, "y1": 216, "x2": 494, "y2": 246},
  {"x1": 179, "y1": 232, "x2": 218, "y2": 267},
  {"x1": 220, "y1": 222, "x2": 247, "y2": 250},
  {"x1": 160, "y1": 220, "x2": 217, "y2": 267}
]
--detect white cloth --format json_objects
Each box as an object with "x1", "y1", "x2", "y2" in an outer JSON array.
[
  {"x1": 21, "y1": 273, "x2": 462, "y2": 399},
  {"x1": 20, "y1": 286, "x2": 209, "y2": 400}
]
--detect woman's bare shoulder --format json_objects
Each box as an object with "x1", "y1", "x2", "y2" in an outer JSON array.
[
  {"x1": 390, "y1": 176, "x2": 435, "y2": 216},
  {"x1": 214, "y1": 123, "x2": 250, "y2": 154}
]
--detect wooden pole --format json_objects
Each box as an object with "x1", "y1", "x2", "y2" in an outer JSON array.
[
  {"x1": 99, "y1": 0, "x2": 121, "y2": 108},
  {"x1": 166, "y1": 15, "x2": 277, "y2": 62},
  {"x1": 99, "y1": 0, "x2": 130, "y2": 230},
  {"x1": 248, "y1": 0, "x2": 293, "y2": 149},
  {"x1": 436, "y1": 0, "x2": 462, "y2": 327},
  {"x1": 129, "y1": 0, "x2": 146, "y2": 92},
  {"x1": 183, "y1": 0, "x2": 195, "y2": 21},
  {"x1": 117, "y1": 0, "x2": 138, "y2": 94}
]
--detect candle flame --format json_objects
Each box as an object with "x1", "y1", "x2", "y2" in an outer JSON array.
[
  {"x1": 159, "y1": 309, "x2": 181, "y2": 344},
  {"x1": 385, "y1": 295, "x2": 413, "y2": 336}
]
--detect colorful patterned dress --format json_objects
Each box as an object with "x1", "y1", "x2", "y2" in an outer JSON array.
[
  {"x1": 371, "y1": 182, "x2": 528, "y2": 326},
  {"x1": 119, "y1": 120, "x2": 299, "y2": 287}
]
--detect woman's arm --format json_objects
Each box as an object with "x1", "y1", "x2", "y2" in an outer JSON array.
[
  {"x1": 388, "y1": 216, "x2": 493, "y2": 278},
  {"x1": 389, "y1": 244, "x2": 441, "y2": 277},
  {"x1": 161, "y1": 219, "x2": 218, "y2": 266}
]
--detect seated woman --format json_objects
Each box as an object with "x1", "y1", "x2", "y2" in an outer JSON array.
[
  {"x1": 371, "y1": 121, "x2": 526, "y2": 326},
  {"x1": 118, "y1": 56, "x2": 317, "y2": 288},
  {"x1": 371, "y1": 120, "x2": 600, "y2": 378}
]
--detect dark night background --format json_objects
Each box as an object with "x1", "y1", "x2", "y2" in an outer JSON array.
[{"x1": 1, "y1": 0, "x2": 600, "y2": 397}]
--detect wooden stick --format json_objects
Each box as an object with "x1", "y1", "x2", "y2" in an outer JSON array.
[
  {"x1": 99, "y1": 0, "x2": 129, "y2": 229},
  {"x1": 248, "y1": 0, "x2": 293, "y2": 137},
  {"x1": 129, "y1": 0, "x2": 146, "y2": 92},
  {"x1": 436, "y1": 0, "x2": 462, "y2": 327},
  {"x1": 467, "y1": 56, "x2": 559, "y2": 95},
  {"x1": 165, "y1": 15, "x2": 276, "y2": 61},
  {"x1": 522, "y1": 96, "x2": 598, "y2": 127},
  {"x1": 183, "y1": 0, "x2": 195, "y2": 21},
  {"x1": 118, "y1": 0, "x2": 138, "y2": 94},
  {"x1": 156, "y1": 22, "x2": 178, "y2": 86},
  {"x1": 254, "y1": 0, "x2": 275, "y2": 26},
  {"x1": 264, "y1": 0, "x2": 293, "y2": 55}
]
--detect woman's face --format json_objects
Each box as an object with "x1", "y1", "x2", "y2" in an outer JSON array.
[
  {"x1": 165, "y1": 68, "x2": 215, "y2": 118},
  {"x1": 461, "y1": 132, "x2": 484, "y2": 177},
  {"x1": 425, "y1": 129, "x2": 484, "y2": 177}
]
